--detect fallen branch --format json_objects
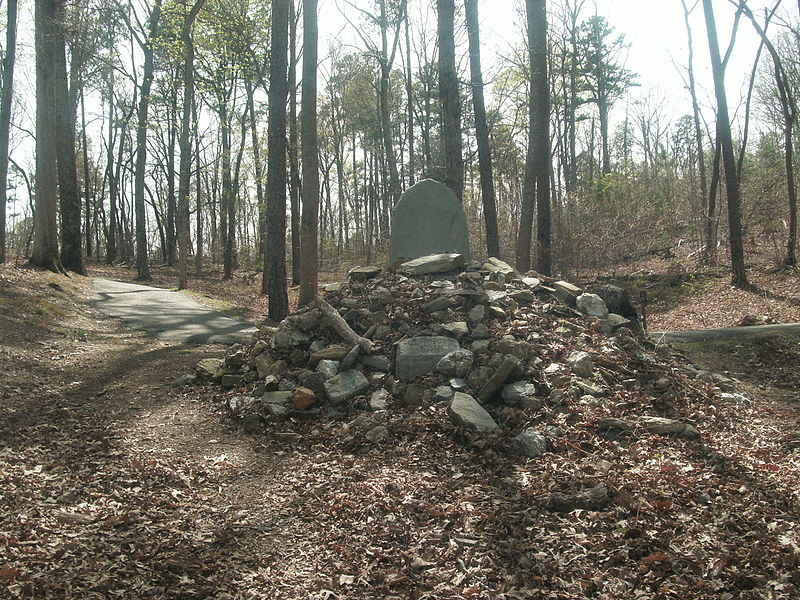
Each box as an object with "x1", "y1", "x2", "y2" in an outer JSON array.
[{"x1": 314, "y1": 296, "x2": 374, "y2": 353}]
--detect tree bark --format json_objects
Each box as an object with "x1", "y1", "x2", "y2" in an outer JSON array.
[
  {"x1": 31, "y1": 0, "x2": 61, "y2": 272},
  {"x1": 0, "y1": 0, "x2": 17, "y2": 264},
  {"x1": 298, "y1": 0, "x2": 319, "y2": 307},
  {"x1": 262, "y1": 0, "x2": 290, "y2": 321},
  {"x1": 288, "y1": 0, "x2": 301, "y2": 285},
  {"x1": 132, "y1": 0, "x2": 162, "y2": 280},
  {"x1": 702, "y1": 0, "x2": 747, "y2": 287},
  {"x1": 436, "y1": 0, "x2": 462, "y2": 201},
  {"x1": 52, "y1": 0, "x2": 85, "y2": 274},
  {"x1": 464, "y1": 0, "x2": 500, "y2": 259},
  {"x1": 177, "y1": 0, "x2": 206, "y2": 290}
]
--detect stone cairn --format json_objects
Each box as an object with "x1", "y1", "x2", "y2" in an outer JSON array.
[{"x1": 191, "y1": 253, "x2": 737, "y2": 473}]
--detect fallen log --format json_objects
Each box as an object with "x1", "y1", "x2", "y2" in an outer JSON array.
[{"x1": 314, "y1": 296, "x2": 374, "y2": 353}]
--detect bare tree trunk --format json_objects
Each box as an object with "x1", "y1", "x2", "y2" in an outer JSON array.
[
  {"x1": 288, "y1": 0, "x2": 301, "y2": 285},
  {"x1": 262, "y1": 0, "x2": 290, "y2": 320},
  {"x1": 436, "y1": 0, "x2": 462, "y2": 201},
  {"x1": 465, "y1": 0, "x2": 499, "y2": 259},
  {"x1": 106, "y1": 72, "x2": 117, "y2": 265},
  {"x1": 31, "y1": 0, "x2": 61, "y2": 272},
  {"x1": 177, "y1": 0, "x2": 206, "y2": 290},
  {"x1": 132, "y1": 0, "x2": 162, "y2": 280},
  {"x1": 702, "y1": 0, "x2": 747, "y2": 287},
  {"x1": 298, "y1": 0, "x2": 319, "y2": 307},
  {"x1": 404, "y1": 7, "x2": 414, "y2": 187},
  {"x1": 194, "y1": 93, "x2": 203, "y2": 276},
  {"x1": 0, "y1": 0, "x2": 17, "y2": 264},
  {"x1": 246, "y1": 79, "x2": 266, "y2": 265},
  {"x1": 531, "y1": 0, "x2": 552, "y2": 275},
  {"x1": 53, "y1": 0, "x2": 85, "y2": 274},
  {"x1": 80, "y1": 90, "x2": 93, "y2": 258}
]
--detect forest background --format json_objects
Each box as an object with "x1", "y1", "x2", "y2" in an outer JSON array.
[{"x1": 0, "y1": 0, "x2": 797, "y2": 320}]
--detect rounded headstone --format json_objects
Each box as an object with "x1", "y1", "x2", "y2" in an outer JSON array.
[{"x1": 389, "y1": 179, "x2": 471, "y2": 262}]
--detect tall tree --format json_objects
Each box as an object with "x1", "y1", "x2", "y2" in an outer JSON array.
[
  {"x1": 177, "y1": 0, "x2": 207, "y2": 290},
  {"x1": 579, "y1": 15, "x2": 636, "y2": 175},
  {"x1": 436, "y1": 0, "x2": 462, "y2": 201},
  {"x1": 298, "y1": 0, "x2": 319, "y2": 307},
  {"x1": 53, "y1": 0, "x2": 86, "y2": 274},
  {"x1": 31, "y1": 0, "x2": 61, "y2": 272},
  {"x1": 262, "y1": 0, "x2": 290, "y2": 320},
  {"x1": 517, "y1": 0, "x2": 550, "y2": 273},
  {"x1": 129, "y1": 0, "x2": 163, "y2": 280},
  {"x1": 736, "y1": 0, "x2": 796, "y2": 267},
  {"x1": 464, "y1": 0, "x2": 500, "y2": 258},
  {"x1": 702, "y1": 0, "x2": 747, "y2": 287},
  {"x1": 0, "y1": 0, "x2": 17, "y2": 264}
]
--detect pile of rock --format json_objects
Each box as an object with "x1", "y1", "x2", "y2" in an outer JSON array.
[{"x1": 194, "y1": 251, "x2": 723, "y2": 467}]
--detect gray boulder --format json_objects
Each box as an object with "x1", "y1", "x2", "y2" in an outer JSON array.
[
  {"x1": 395, "y1": 336, "x2": 460, "y2": 380},
  {"x1": 323, "y1": 369, "x2": 369, "y2": 403},
  {"x1": 389, "y1": 179, "x2": 471, "y2": 261},
  {"x1": 576, "y1": 293, "x2": 609, "y2": 319},
  {"x1": 448, "y1": 392, "x2": 498, "y2": 432},
  {"x1": 553, "y1": 281, "x2": 582, "y2": 306},
  {"x1": 501, "y1": 381, "x2": 543, "y2": 410}
]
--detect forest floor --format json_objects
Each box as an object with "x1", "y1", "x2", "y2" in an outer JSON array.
[{"x1": 0, "y1": 255, "x2": 798, "y2": 599}]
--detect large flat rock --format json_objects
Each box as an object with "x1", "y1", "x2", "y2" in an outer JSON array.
[
  {"x1": 395, "y1": 336, "x2": 460, "y2": 380},
  {"x1": 448, "y1": 392, "x2": 498, "y2": 432},
  {"x1": 389, "y1": 179, "x2": 471, "y2": 262}
]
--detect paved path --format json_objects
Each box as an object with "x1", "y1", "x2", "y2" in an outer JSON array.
[
  {"x1": 651, "y1": 322, "x2": 800, "y2": 344},
  {"x1": 92, "y1": 278, "x2": 258, "y2": 345}
]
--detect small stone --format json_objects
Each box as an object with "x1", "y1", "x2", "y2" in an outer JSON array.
[
  {"x1": 606, "y1": 313, "x2": 630, "y2": 330},
  {"x1": 548, "y1": 484, "x2": 608, "y2": 513},
  {"x1": 467, "y1": 366, "x2": 494, "y2": 390},
  {"x1": 478, "y1": 355, "x2": 520, "y2": 402},
  {"x1": 512, "y1": 428, "x2": 548, "y2": 457},
  {"x1": 487, "y1": 306, "x2": 506, "y2": 319},
  {"x1": 521, "y1": 277, "x2": 541, "y2": 288},
  {"x1": 241, "y1": 414, "x2": 262, "y2": 433},
  {"x1": 436, "y1": 349, "x2": 474, "y2": 378},
  {"x1": 263, "y1": 375, "x2": 280, "y2": 391},
  {"x1": 288, "y1": 348, "x2": 309, "y2": 367},
  {"x1": 254, "y1": 354, "x2": 275, "y2": 379},
  {"x1": 501, "y1": 381, "x2": 540, "y2": 408},
  {"x1": 470, "y1": 323, "x2": 491, "y2": 340},
  {"x1": 442, "y1": 321, "x2": 469, "y2": 337},
  {"x1": 340, "y1": 345, "x2": 361, "y2": 371},
  {"x1": 510, "y1": 290, "x2": 535, "y2": 303},
  {"x1": 274, "y1": 432, "x2": 302, "y2": 443},
  {"x1": 434, "y1": 386, "x2": 455, "y2": 402},
  {"x1": 272, "y1": 331, "x2": 292, "y2": 348},
  {"x1": 567, "y1": 351, "x2": 594, "y2": 378},
  {"x1": 553, "y1": 281, "x2": 582, "y2": 306},
  {"x1": 263, "y1": 391, "x2": 293, "y2": 405},
  {"x1": 323, "y1": 282, "x2": 342, "y2": 293},
  {"x1": 224, "y1": 344, "x2": 247, "y2": 368},
  {"x1": 482, "y1": 257, "x2": 516, "y2": 277},
  {"x1": 468, "y1": 304, "x2": 485, "y2": 323},
  {"x1": 309, "y1": 345, "x2": 351, "y2": 367},
  {"x1": 174, "y1": 374, "x2": 196, "y2": 387},
  {"x1": 369, "y1": 389, "x2": 390, "y2": 411},
  {"x1": 323, "y1": 369, "x2": 369, "y2": 404},
  {"x1": 639, "y1": 416, "x2": 700, "y2": 439},
  {"x1": 576, "y1": 293, "x2": 609, "y2": 319},
  {"x1": 448, "y1": 392, "x2": 498, "y2": 432},
  {"x1": 449, "y1": 378, "x2": 468, "y2": 390},
  {"x1": 267, "y1": 359, "x2": 287, "y2": 378},
  {"x1": 575, "y1": 378, "x2": 606, "y2": 397},
  {"x1": 422, "y1": 296, "x2": 451, "y2": 313},
  {"x1": 403, "y1": 383, "x2": 427, "y2": 407},
  {"x1": 316, "y1": 359, "x2": 340, "y2": 379},
  {"x1": 470, "y1": 339, "x2": 491, "y2": 353},
  {"x1": 360, "y1": 355, "x2": 390, "y2": 371},
  {"x1": 221, "y1": 374, "x2": 243, "y2": 389},
  {"x1": 298, "y1": 371, "x2": 325, "y2": 395},
  {"x1": 365, "y1": 425, "x2": 389, "y2": 443},
  {"x1": 227, "y1": 395, "x2": 253, "y2": 412},
  {"x1": 196, "y1": 358, "x2": 224, "y2": 381},
  {"x1": 483, "y1": 281, "x2": 503, "y2": 291},
  {"x1": 292, "y1": 387, "x2": 318, "y2": 410}
]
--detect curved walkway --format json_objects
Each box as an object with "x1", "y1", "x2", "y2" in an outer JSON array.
[{"x1": 92, "y1": 278, "x2": 258, "y2": 345}]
